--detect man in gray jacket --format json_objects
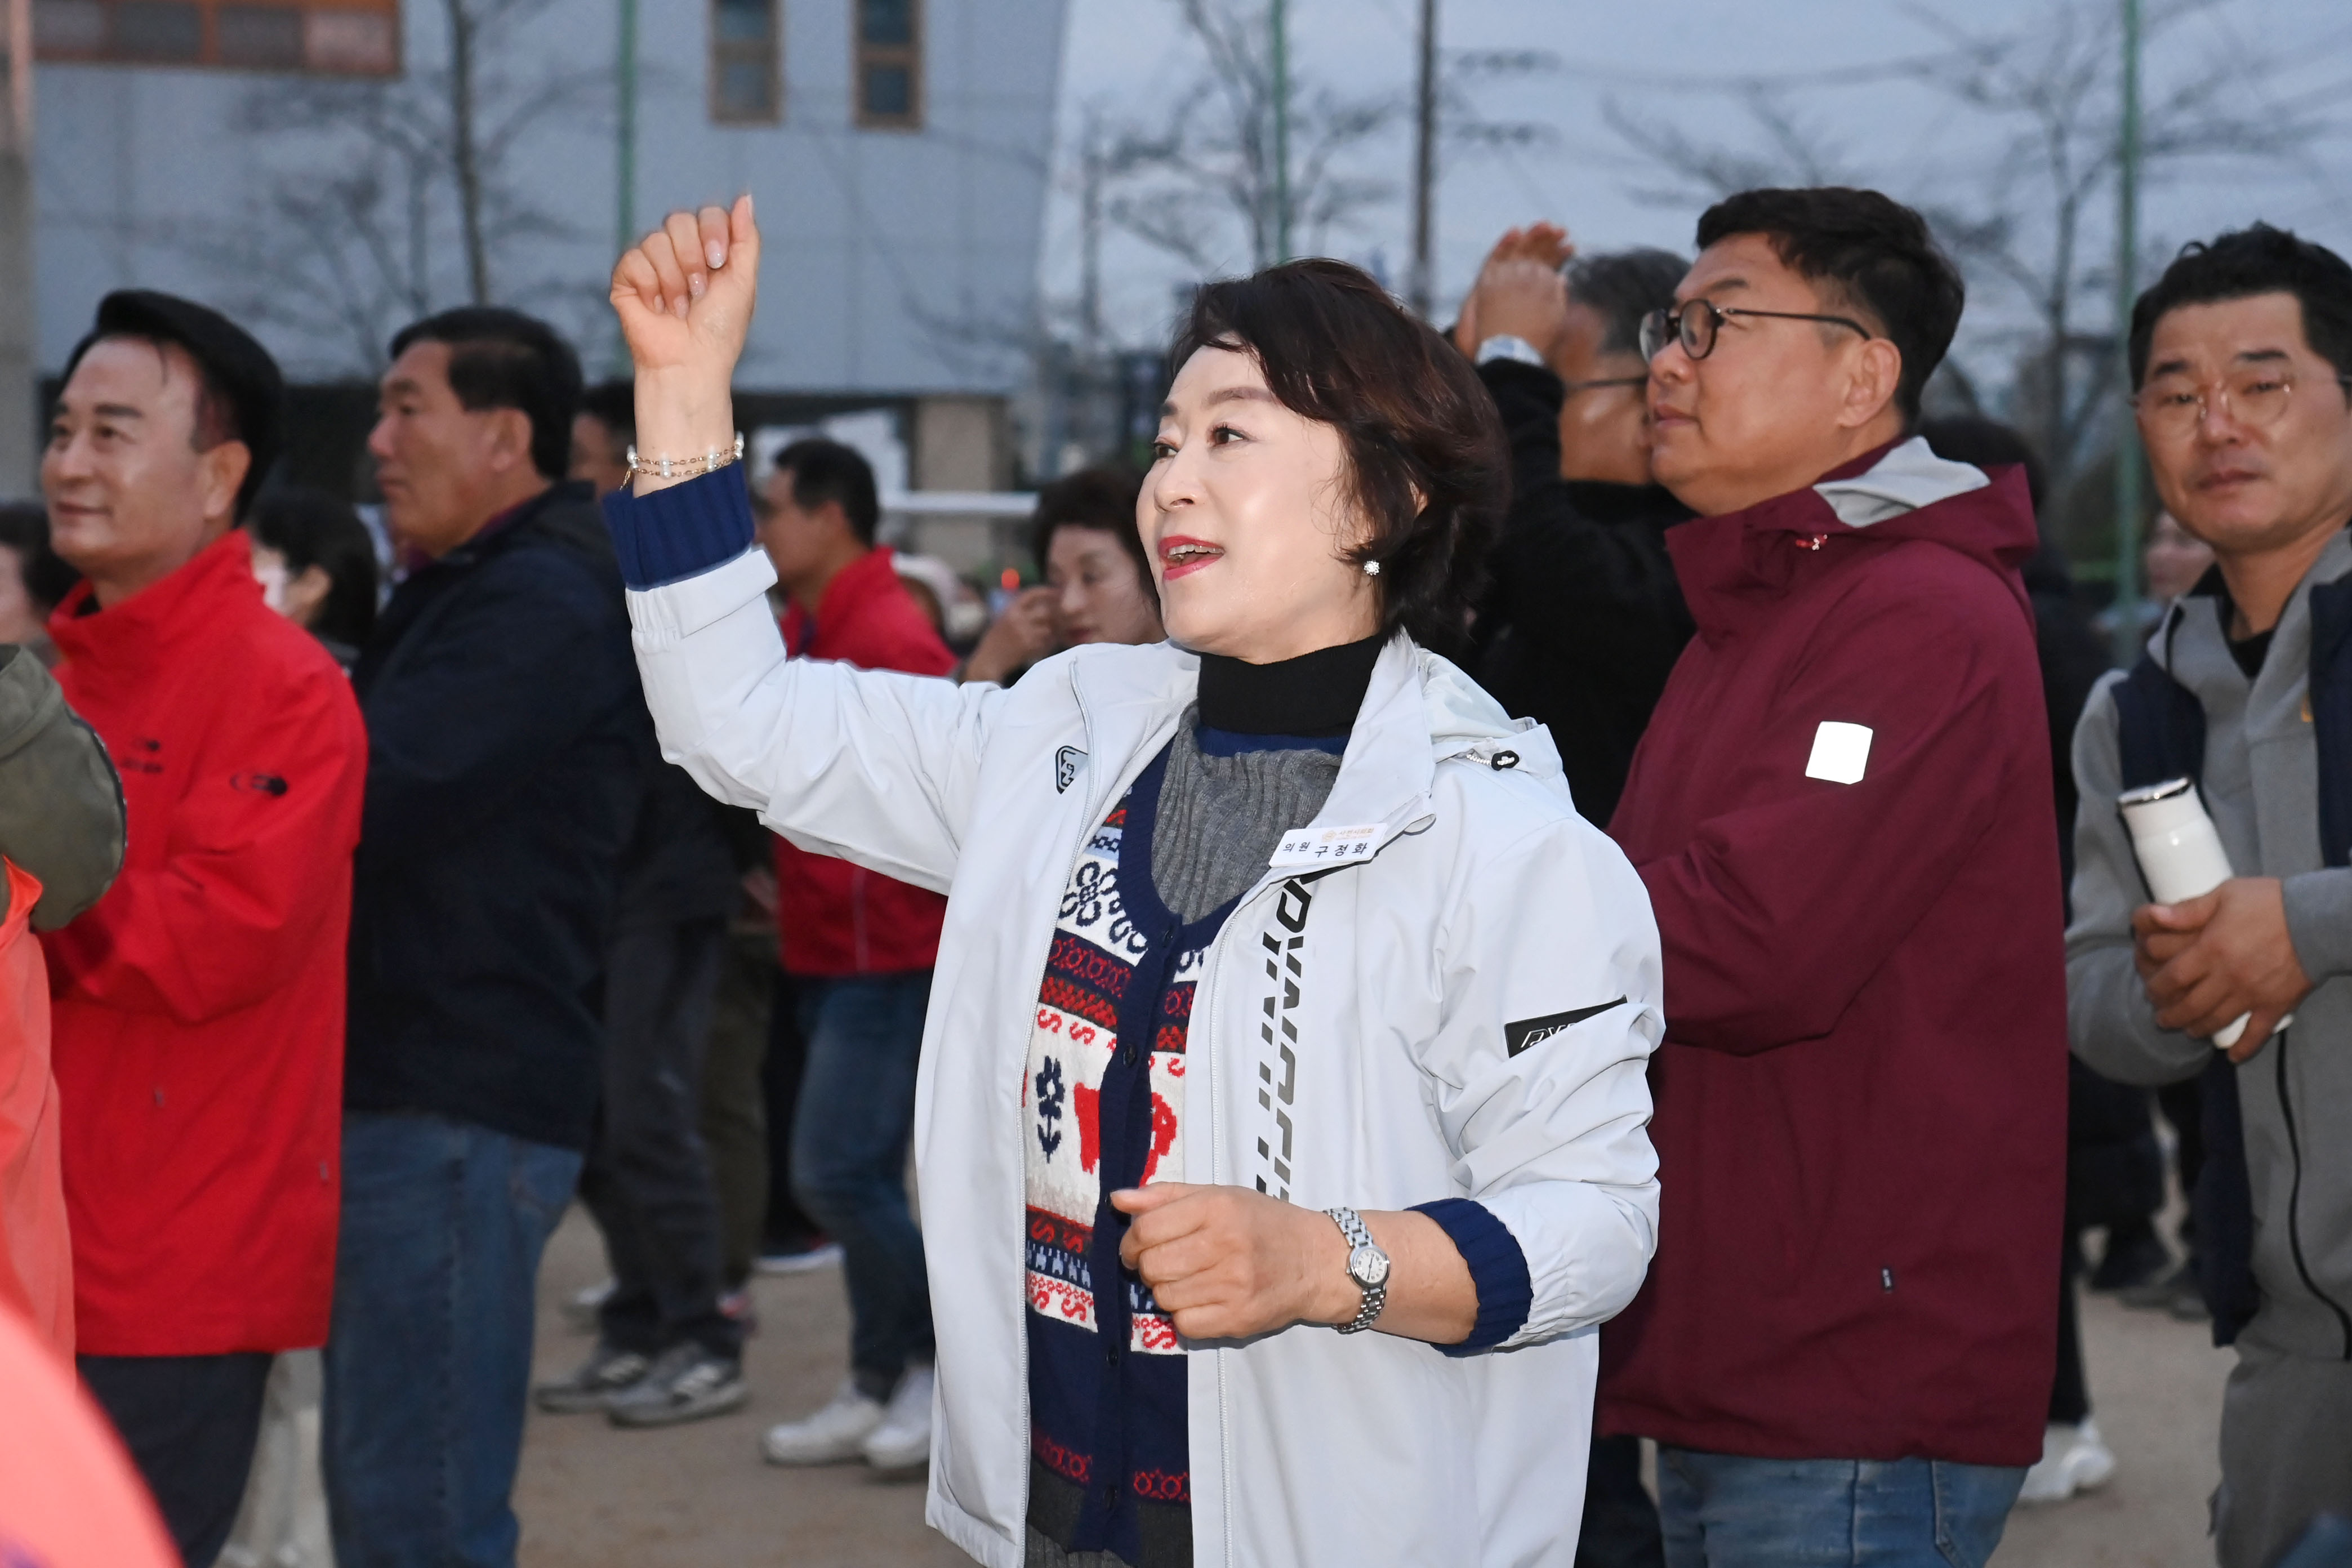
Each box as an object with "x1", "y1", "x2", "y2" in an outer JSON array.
[{"x1": 2068, "y1": 224, "x2": 2352, "y2": 1568}]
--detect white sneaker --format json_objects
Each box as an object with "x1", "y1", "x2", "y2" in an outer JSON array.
[
  {"x1": 859, "y1": 1364, "x2": 936, "y2": 1473},
  {"x1": 2017, "y1": 1418, "x2": 2118, "y2": 1504},
  {"x1": 759, "y1": 1379, "x2": 884, "y2": 1465}
]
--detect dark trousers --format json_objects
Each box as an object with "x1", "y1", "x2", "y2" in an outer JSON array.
[
  {"x1": 760, "y1": 964, "x2": 823, "y2": 1247},
  {"x1": 580, "y1": 916, "x2": 740, "y2": 1358},
  {"x1": 1579, "y1": 1433, "x2": 1665, "y2": 1567},
  {"x1": 792, "y1": 971, "x2": 936, "y2": 1394},
  {"x1": 81, "y1": 1349, "x2": 274, "y2": 1568},
  {"x1": 2051, "y1": 1236, "x2": 2090, "y2": 1426},
  {"x1": 701, "y1": 925, "x2": 777, "y2": 1287}
]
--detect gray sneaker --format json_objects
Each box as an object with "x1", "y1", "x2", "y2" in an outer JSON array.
[
  {"x1": 534, "y1": 1343, "x2": 652, "y2": 1414},
  {"x1": 607, "y1": 1343, "x2": 750, "y2": 1429}
]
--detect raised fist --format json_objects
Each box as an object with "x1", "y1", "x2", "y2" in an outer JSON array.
[{"x1": 609, "y1": 195, "x2": 759, "y2": 489}]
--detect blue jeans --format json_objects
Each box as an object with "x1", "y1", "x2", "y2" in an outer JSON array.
[
  {"x1": 1657, "y1": 1447, "x2": 2025, "y2": 1568},
  {"x1": 791, "y1": 971, "x2": 935, "y2": 1396},
  {"x1": 322, "y1": 1111, "x2": 582, "y2": 1568}
]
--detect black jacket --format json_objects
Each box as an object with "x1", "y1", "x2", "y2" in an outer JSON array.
[
  {"x1": 618, "y1": 761, "x2": 739, "y2": 929},
  {"x1": 345, "y1": 482, "x2": 651, "y2": 1151},
  {"x1": 1471, "y1": 359, "x2": 1694, "y2": 827}
]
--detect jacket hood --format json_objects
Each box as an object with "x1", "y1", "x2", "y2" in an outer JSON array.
[
  {"x1": 1667, "y1": 436, "x2": 2041, "y2": 647},
  {"x1": 1417, "y1": 640, "x2": 1563, "y2": 779}
]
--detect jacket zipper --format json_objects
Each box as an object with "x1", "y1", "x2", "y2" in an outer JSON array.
[
  {"x1": 2272, "y1": 1030, "x2": 2352, "y2": 1358},
  {"x1": 1186, "y1": 828, "x2": 1416, "y2": 1568}
]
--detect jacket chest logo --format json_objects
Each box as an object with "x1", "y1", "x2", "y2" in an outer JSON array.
[
  {"x1": 114, "y1": 736, "x2": 164, "y2": 777},
  {"x1": 1054, "y1": 745, "x2": 1085, "y2": 794}
]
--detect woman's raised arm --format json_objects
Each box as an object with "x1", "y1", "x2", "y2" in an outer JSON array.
[
  {"x1": 608, "y1": 197, "x2": 1000, "y2": 893},
  {"x1": 613, "y1": 197, "x2": 758, "y2": 487}
]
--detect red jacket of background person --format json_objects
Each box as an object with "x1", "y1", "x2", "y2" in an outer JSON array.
[
  {"x1": 41, "y1": 529, "x2": 367, "y2": 1356},
  {"x1": 773, "y1": 545, "x2": 956, "y2": 975},
  {"x1": 0, "y1": 859, "x2": 71, "y2": 1358},
  {"x1": 1601, "y1": 458, "x2": 2067, "y2": 1469}
]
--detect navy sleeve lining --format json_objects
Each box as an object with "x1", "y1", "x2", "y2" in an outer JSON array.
[
  {"x1": 1409, "y1": 1197, "x2": 1533, "y2": 1355},
  {"x1": 602, "y1": 466, "x2": 758, "y2": 590}
]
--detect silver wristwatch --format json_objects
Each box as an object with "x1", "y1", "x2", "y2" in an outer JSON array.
[{"x1": 1324, "y1": 1206, "x2": 1390, "y2": 1334}]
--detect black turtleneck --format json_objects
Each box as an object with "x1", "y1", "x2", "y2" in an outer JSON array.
[{"x1": 1195, "y1": 632, "x2": 1385, "y2": 737}]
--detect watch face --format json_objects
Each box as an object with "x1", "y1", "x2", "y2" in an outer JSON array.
[{"x1": 1349, "y1": 1242, "x2": 1391, "y2": 1288}]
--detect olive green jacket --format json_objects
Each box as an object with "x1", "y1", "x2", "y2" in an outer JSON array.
[{"x1": 0, "y1": 643, "x2": 126, "y2": 929}]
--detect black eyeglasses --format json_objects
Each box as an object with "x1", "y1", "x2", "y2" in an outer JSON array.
[
  {"x1": 1560, "y1": 375, "x2": 1649, "y2": 397},
  {"x1": 1639, "y1": 299, "x2": 1874, "y2": 362}
]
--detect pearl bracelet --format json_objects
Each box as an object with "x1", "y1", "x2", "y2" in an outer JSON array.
[{"x1": 626, "y1": 433, "x2": 746, "y2": 482}]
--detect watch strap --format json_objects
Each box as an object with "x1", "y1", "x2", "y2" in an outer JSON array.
[{"x1": 1324, "y1": 1205, "x2": 1388, "y2": 1334}]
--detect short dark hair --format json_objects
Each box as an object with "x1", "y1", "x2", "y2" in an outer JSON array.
[
  {"x1": 63, "y1": 291, "x2": 285, "y2": 519},
  {"x1": 1170, "y1": 259, "x2": 1505, "y2": 652},
  {"x1": 246, "y1": 486, "x2": 381, "y2": 651},
  {"x1": 773, "y1": 439, "x2": 881, "y2": 545},
  {"x1": 1694, "y1": 187, "x2": 1966, "y2": 427},
  {"x1": 1566, "y1": 248, "x2": 1690, "y2": 360},
  {"x1": 0, "y1": 502, "x2": 81, "y2": 613},
  {"x1": 2128, "y1": 224, "x2": 2352, "y2": 389},
  {"x1": 388, "y1": 308, "x2": 583, "y2": 480},
  {"x1": 1031, "y1": 465, "x2": 1152, "y2": 606},
  {"x1": 578, "y1": 380, "x2": 636, "y2": 446}
]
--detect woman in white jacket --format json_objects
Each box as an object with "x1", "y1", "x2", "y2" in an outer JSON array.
[{"x1": 605, "y1": 199, "x2": 1663, "y2": 1568}]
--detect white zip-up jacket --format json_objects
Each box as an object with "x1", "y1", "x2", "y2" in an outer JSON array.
[{"x1": 629, "y1": 542, "x2": 1664, "y2": 1568}]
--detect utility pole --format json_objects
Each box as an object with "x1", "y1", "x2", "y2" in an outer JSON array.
[
  {"x1": 1269, "y1": 0, "x2": 1290, "y2": 264},
  {"x1": 1078, "y1": 110, "x2": 1104, "y2": 365},
  {"x1": 614, "y1": 0, "x2": 638, "y2": 371},
  {"x1": 1408, "y1": 0, "x2": 1436, "y2": 317},
  {"x1": 2109, "y1": 0, "x2": 2144, "y2": 664},
  {"x1": 0, "y1": 0, "x2": 34, "y2": 498}
]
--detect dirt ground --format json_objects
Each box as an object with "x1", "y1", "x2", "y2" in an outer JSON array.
[{"x1": 515, "y1": 1208, "x2": 2233, "y2": 1567}]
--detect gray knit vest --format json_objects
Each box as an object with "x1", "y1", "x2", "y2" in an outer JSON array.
[{"x1": 1148, "y1": 707, "x2": 1342, "y2": 923}]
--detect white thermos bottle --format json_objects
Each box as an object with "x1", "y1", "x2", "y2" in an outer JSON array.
[{"x1": 2118, "y1": 777, "x2": 2266, "y2": 1049}]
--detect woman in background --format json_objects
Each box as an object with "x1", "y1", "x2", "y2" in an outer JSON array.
[
  {"x1": 246, "y1": 488, "x2": 380, "y2": 669},
  {"x1": 963, "y1": 465, "x2": 1164, "y2": 683}
]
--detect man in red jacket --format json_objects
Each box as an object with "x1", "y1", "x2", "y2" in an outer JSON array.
[
  {"x1": 741, "y1": 439, "x2": 958, "y2": 1475},
  {"x1": 37, "y1": 293, "x2": 367, "y2": 1568},
  {"x1": 1601, "y1": 189, "x2": 2066, "y2": 1566}
]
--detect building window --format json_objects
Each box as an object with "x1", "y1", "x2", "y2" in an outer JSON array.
[
  {"x1": 33, "y1": 0, "x2": 397, "y2": 72},
  {"x1": 709, "y1": 0, "x2": 777, "y2": 124},
  {"x1": 854, "y1": 0, "x2": 918, "y2": 130}
]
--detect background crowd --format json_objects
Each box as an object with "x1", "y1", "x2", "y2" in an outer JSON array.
[{"x1": 0, "y1": 168, "x2": 2348, "y2": 1568}]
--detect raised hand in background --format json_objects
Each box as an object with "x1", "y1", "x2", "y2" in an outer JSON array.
[{"x1": 1451, "y1": 221, "x2": 1576, "y2": 359}]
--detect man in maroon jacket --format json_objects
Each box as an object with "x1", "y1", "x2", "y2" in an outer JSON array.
[
  {"x1": 745, "y1": 439, "x2": 959, "y2": 1475},
  {"x1": 1601, "y1": 188, "x2": 2066, "y2": 1566}
]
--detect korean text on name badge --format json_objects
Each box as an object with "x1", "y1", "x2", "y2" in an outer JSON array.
[{"x1": 1268, "y1": 824, "x2": 1387, "y2": 870}]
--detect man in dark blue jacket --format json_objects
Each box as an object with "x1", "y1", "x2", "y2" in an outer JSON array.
[{"x1": 326, "y1": 308, "x2": 648, "y2": 1568}]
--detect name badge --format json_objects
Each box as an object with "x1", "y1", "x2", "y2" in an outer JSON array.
[
  {"x1": 1269, "y1": 823, "x2": 1387, "y2": 870},
  {"x1": 1805, "y1": 721, "x2": 1873, "y2": 785}
]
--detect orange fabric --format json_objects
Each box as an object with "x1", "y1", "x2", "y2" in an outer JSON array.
[
  {"x1": 0, "y1": 1298, "x2": 176, "y2": 1567},
  {"x1": 0, "y1": 858, "x2": 71, "y2": 1359}
]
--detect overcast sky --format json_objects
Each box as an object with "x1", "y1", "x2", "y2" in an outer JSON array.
[{"x1": 1044, "y1": 0, "x2": 2352, "y2": 401}]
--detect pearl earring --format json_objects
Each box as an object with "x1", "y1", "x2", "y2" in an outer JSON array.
[{"x1": 1363, "y1": 560, "x2": 1382, "y2": 577}]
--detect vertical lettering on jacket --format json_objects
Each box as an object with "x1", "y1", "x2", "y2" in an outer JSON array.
[{"x1": 1253, "y1": 877, "x2": 1315, "y2": 1202}]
